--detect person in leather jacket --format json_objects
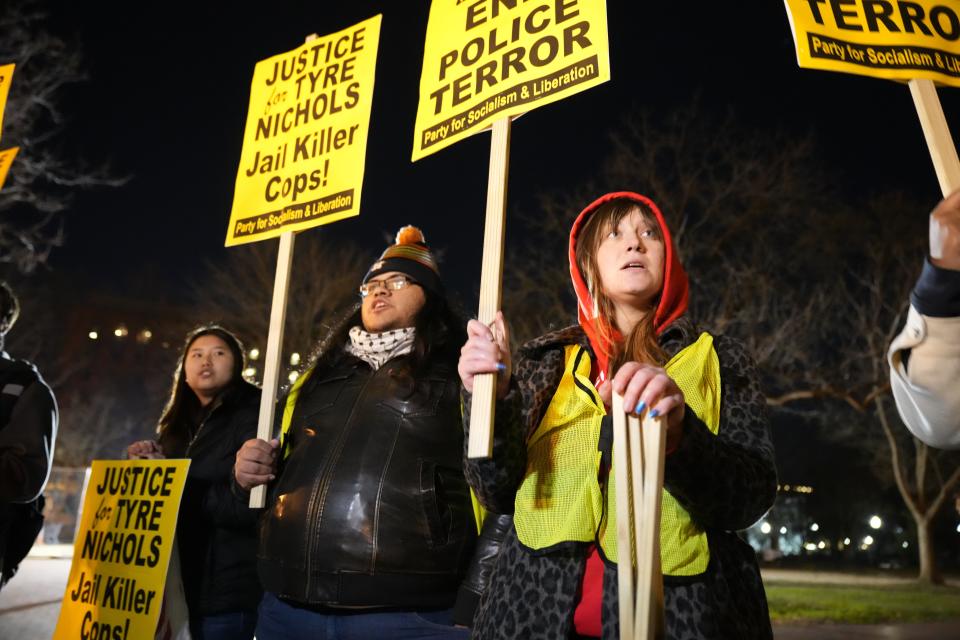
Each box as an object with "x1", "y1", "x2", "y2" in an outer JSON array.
[{"x1": 235, "y1": 226, "x2": 481, "y2": 640}]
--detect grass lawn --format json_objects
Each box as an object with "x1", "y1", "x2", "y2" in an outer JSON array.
[{"x1": 767, "y1": 582, "x2": 960, "y2": 624}]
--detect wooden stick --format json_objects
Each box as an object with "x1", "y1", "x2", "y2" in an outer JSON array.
[
  {"x1": 249, "y1": 230, "x2": 295, "y2": 508},
  {"x1": 468, "y1": 117, "x2": 511, "y2": 459},
  {"x1": 628, "y1": 411, "x2": 648, "y2": 639},
  {"x1": 612, "y1": 393, "x2": 635, "y2": 640},
  {"x1": 249, "y1": 33, "x2": 317, "y2": 508},
  {"x1": 634, "y1": 413, "x2": 666, "y2": 640},
  {"x1": 908, "y1": 79, "x2": 960, "y2": 196}
]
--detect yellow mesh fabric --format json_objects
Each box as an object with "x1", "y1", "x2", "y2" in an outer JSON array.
[
  {"x1": 514, "y1": 346, "x2": 606, "y2": 548},
  {"x1": 599, "y1": 332, "x2": 721, "y2": 575},
  {"x1": 279, "y1": 367, "x2": 312, "y2": 461},
  {"x1": 512, "y1": 335, "x2": 721, "y2": 576}
]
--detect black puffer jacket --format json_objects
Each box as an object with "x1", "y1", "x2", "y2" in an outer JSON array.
[
  {"x1": 160, "y1": 381, "x2": 262, "y2": 617},
  {"x1": 257, "y1": 323, "x2": 476, "y2": 608}
]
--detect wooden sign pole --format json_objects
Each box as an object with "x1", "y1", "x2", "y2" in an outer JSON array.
[
  {"x1": 612, "y1": 394, "x2": 636, "y2": 639},
  {"x1": 248, "y1": 32, "x2": 318, "y2": 508},
  {"x1": 908, "y1": 79, "x2": 960, "y2": 196},
  {"x1": 613, "y1": 393, "x2": 666, "y2": 639},
  {"x1": 468, "y1": 117, "x2": 512, "y2": 459},
  {"x1": 249, "y1": 230, "x2": 295, "y2": 508},
  {"x1": 634, "y1": 411, "x2": 665, "y2": 640}
]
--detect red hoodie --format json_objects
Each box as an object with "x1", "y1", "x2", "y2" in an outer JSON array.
[{"x1": 567, "y1": 192, "x2": 689, "y2": 637}]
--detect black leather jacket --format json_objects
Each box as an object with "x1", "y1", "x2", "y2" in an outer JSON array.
[{"x1": 258, "y1": 347, "x2": 476, "y2": 607}]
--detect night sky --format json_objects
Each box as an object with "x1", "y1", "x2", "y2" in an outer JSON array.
[{"x1": 36, "y1": 1, "x2": 957, "y2": 302}]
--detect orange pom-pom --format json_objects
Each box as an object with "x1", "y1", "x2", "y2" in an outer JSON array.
[{"x1": 395, "y1": 225, "x2": 425, "y2": 245}]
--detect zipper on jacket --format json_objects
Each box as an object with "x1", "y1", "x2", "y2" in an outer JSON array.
[
  {"x1": 184, "y1": 396, "x2": 224, "y2": 457},
  {"x1": 303, "y1": 363, "x2": 383, "y2": 596}
]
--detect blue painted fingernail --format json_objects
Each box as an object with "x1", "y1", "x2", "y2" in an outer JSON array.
[
  {"x1": 635, "y1": 401, "x2": 646, "y2": 414},
  {"x1": 650, "y1": 409, "x2": 660, "y2": 418},
  {"x1": 496, "y1": 362, "x2": 507, "y2": 372}
]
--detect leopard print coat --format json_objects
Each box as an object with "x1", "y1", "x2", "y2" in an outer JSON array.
[{"x1": 463, "y1": 318, "x2": 777, "y2": 639}]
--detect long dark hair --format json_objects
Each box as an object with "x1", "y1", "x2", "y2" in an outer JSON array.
[
  {"x1": 157, "y1": 325, "x2": 246, "y2": 444},
  {"x1": 409, "y1": 288, "x2": 466, "y2": 373}
]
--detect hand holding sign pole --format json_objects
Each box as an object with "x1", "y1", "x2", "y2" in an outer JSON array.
[
  {"x1": 225, "y1": 21, "x2": 381, "y2": 507},
  {"x1": 468, "y1": 117, "x2": 511, "y2": 458},
  {"x1": 249, "y1": 229, "x2": 294, "y2": 508},
  {"x1": 248, "y1": 34, "x2": 316, "y2": 510},
  {"x1": 413, "y1": 0, "x2": 610, "y2": 458}
]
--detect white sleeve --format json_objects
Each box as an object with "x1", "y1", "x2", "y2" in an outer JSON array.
[{"x1": 888, "y1": 305, "x2": 960, "y2": 449}]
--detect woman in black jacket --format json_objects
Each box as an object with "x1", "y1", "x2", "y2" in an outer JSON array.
[{"x1": 127, "y1": 325, "x2": 262, "y2": 639}]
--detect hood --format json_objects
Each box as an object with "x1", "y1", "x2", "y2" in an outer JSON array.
[{"x1": 567, "y1": 191, "x2": 689, "y2": 379}]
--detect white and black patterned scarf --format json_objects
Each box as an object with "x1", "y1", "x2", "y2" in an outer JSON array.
[{"x1": 345, "y1": 326, "x2": 416, "y2": 370}]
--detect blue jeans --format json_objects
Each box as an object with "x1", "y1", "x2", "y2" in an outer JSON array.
[
  {"x1": 190, "y1": 609, "x2": 257, "y2": 640},
  {"x1": 256, "y1": 592, "x2": 470, "y2": 640}
]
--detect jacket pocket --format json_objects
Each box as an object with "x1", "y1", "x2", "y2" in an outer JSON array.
[
  {"x1": 419, "y1": 459, "x2": 454, "y2": 548},
  {"x1": 419, "y1": 460, "x2": 472, "y2": 551}
]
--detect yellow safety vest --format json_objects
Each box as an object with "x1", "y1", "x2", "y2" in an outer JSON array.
[
  {"x1": 278, "y1": 367, "x2": 312, "y2": 460},
  {"x1": 513, "y1": 333, "x2": 721, "y2": 576}
]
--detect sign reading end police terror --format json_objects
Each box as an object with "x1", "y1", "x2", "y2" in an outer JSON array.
[
  {"x1": 412, "y1": 0, "x2": 610, "y2": 161},
  {"x1": 226, "y1": 15, "x2": 381, "y2": 246},
  {"x1": 784, "y1": 0, "x2": 960, "y2": 86},
  {"x1": 53, "y1": 460, "x2": 190, "y2": 640}
]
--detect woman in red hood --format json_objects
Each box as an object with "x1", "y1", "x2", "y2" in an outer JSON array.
[{"x1": 459, "y1": 193, "x2": 777, "y2": 639}]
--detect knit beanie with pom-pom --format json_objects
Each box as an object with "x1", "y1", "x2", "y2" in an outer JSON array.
[{"x1": 363, "y1": 225, "x2": 443, "y2": 294}]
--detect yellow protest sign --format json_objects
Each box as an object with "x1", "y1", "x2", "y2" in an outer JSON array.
[
  {"x1": 225, "y1": 15, "x2": 381, "y2": 246},
  {"x1": 412, "y1": 0, "x2": 610, "y2": 161},
  {"x1": 53, "y1": 460, "x2": 190, "y2": 640},
  {"x1": 784, "y1": 0, "x2": 960, "y2": 86},
  {"x1": 0, "y1": 63, "x2": 13, "y2": 141},
  {"x1": 0, "y1": 146, "x2": 18, "y2": 190}
]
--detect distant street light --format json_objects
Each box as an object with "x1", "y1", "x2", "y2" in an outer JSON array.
[
  {"x1": 249, "y1": 348, "x2": 260, "y2": 360},
  {"x1": 88, "y1": 331, "x2": 98, "y2": 340},
  {"x1": 760, "y1": 522, "x2": 771, "y2": 534},
  {"x1": 779, "y1": 526, "x2": 787, "y2": 535},
  {"x1": 869, "y1": 515, "x2": 883, "y2": 530},
  {"x1": 810, "y1": 523, "x2": 819, "y2": 532},
  {"x1": 863, "y1": 535, "x2": 874, "y2": 546}
]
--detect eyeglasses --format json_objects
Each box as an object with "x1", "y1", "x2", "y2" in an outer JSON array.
[{"x1": 359, "y1": 275, "x2": 416, "y2": 297}]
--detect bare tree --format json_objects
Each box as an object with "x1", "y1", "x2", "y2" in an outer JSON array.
[
  {"x1": 766, "y1": 194, "x2": 960, "y2": 585},
  {"x1": 0, "y1": 2, "x2": 125, "y2": 274},
  {"x1": 191, "y1": 231, "x2": 371, "y2": 383}
]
